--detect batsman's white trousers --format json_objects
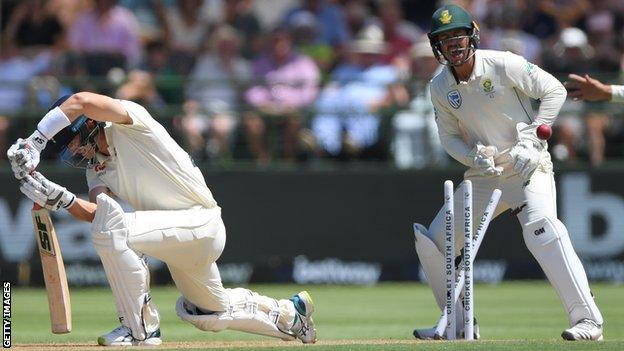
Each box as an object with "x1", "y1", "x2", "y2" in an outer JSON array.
[
  {"x1": 423, "y1": 168, "x2": 603, "y2": 326},
  {"x1": 124, "y1": 207, "x2": 296, "y2": 330}
]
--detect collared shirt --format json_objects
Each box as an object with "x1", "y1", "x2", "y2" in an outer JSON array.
[
  {"x1": 86, "y1": 100, "x2": 218, "y2": 212},
  {"x1": 430, "y1": 49, "x2": 566, "y2": 169}
]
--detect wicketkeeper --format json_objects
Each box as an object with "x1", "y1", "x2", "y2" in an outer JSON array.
[
  {"x1": 412, "y1": 4, "x2": 603, "y2": 341},
  {"x1": 7, "y1": 93, "x2": 317, "y2": 346}
]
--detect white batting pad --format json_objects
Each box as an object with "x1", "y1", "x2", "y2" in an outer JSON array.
[
  {"x1": 91, "y1": 193, "x2": 160, "y2": 340},
  {"x1": 522, "y1": 217, "x2": 603, "y2": 325},
  {"x1": 414, "y1": 224, "x2": 464, "y2": 329},
  {"x1": 175, "y1": 288, "x2": 296, "y2": 341}
]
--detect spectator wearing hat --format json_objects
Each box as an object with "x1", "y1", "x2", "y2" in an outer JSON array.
[{"x1": 392, "y1": 35, "x2": 446, "y2": 168}]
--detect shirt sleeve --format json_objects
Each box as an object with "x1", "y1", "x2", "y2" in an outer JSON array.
[
  {"x1": 504, "y1": 52, "x2": 566, "y2": 126},
  {"x1": 431, "y1": 87, "x2": 474, "y2": 167},
  {"x1": 86, "y1": 168, "x2": 105, "y2": 191},
  {"x1": 611, "y1": 85, "x2": 624, "y2": 103}
]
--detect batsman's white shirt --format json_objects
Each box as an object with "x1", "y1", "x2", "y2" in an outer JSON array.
[
  {"x1": 430, "y1": 49, "x2": 566, "y2": 176},
  {"x1": 86, "y1": 100, "x2": 218, "y2": 212}
]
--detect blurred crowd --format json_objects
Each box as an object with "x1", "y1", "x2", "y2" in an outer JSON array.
[{"x1": 2, "y1": 0, "x2": 624, "y2": 168}]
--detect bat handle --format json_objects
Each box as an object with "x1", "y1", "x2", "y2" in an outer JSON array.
[{"x1": 33, "y1": 203, "x2": 42, "y2": 210}]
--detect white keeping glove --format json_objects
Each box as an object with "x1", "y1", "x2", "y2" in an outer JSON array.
[
  {"x1": 19, "y1": 172, "x2": 76, "y2": 211},
  {"x1": 508, "y1": 140, "x2": 542, "y2": 180},
  {"x1": 7, "y1": 130, "x2": 48, "y2": 179},
  {"x1": 472, "y1": 143, "x2": 503, "y2": 176}
]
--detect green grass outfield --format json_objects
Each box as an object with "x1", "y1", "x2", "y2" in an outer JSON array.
[{"x1": 8, "y1": 282, "x2": 624, "y2": 350}]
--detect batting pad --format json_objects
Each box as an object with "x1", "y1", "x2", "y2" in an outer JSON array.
[
  {"x1": 175, "y1": 288, "x2": 296, "y2": 341},
  {"x1": 92, "y1": 193, "x2": 160, "y2": 340},
  {"x1": 414, "y1": 224, "x2": 464, "y2": 330},
  {"x1": 523, "y1": 217, "x2": 603, "y2": 326}
]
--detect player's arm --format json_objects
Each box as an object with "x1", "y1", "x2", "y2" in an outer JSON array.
[
  {"x1": 504, "y1": 53, "x2": 567, "y2": 128},
  {"x1": 66, "y1": 198, "x2": 97, "y2": 223},
  {"x1": 19, "y1": 172, "x2": 110, "y2": 222},
  {"x1": 565, "y1": 74, "x2": 623, "y2": 102},
  {"x1": 58, "y1": 92, "x2": 132, "y2": 125}
]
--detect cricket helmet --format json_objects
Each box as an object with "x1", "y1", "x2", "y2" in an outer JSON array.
[
  {"x1": 49, "y1": 95, "x2": 104, "y2": 168},
  {"x1": 428, "y1": 4, "x2": 480, "y2": 66}
]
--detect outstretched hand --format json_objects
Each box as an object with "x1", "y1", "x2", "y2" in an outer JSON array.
[{"x1": 565, "y1": 74, "x2": 612, "y2": 102}]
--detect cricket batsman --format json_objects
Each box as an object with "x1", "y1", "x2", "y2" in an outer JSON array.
[
  {"x1": 412, "y1": 4, "x2": 603, "y2": 341},
  {"x1": 7, "y1": 93, "x2": 316, "y2": 346}
]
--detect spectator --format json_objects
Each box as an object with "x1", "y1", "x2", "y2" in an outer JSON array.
[
  {"x1": 392, "y1": 35, "x2": 446, "y2": 168},
  {"x1": 153, "y1": 0, "x2": 210, "y2": 76},
  {"x1": 288, "y1": 11, "x2": 334, "y2": 73},
  {"x1": 119, "y1": 0, "x2": 172, "y2": 43},
  {"x1": 68, "y1": 0, "x2": 142, "y2": 72},
  {"x1": 579, "y1": 0, "x2": 623, "y2": 73},
  {"x1": 370, "y1": 0, "x2": 421, "y2": 63},
  {"x1": 155, "y1": 0, "x2": 209, "y2": 55},
  {"x1": 483, "y1": 1, "x2": 542, "y2": 63},
  {"x1": 222, "y1": 0, "x2": 262, "y2": 60},
  {"x1": 242, "y1": 28, "x2": 320, "y2": 162},
  {"x1": 541, "y1": 28, "x2": 594, "y2": 163},
  {"x1": 183, "y1": 25, "x2": 251, "y2": 161},
  {"x1": 4, "y1": 0, "x2": 64, "y2": 51},
  {"x1": 312, "y1": 25, "x2": 408, "y2": 161},
  {"x1": 283, "y1": 0, "x2": 349, "y2": 48},
  {"x1": 344, "y1": 0, "x2": 369, "y2": 39},
  {"x1": 140, "y1": 40, "x2": 183, "y2": 104},
  {"x1": 0, "y1": 39, "x2": 52, "y2": 115},
  {"x1": 536, "y1": 0, "x2": 590, "y2": 31},
  {"x1": 116, "y1": 69, "x2": 165, "y2": 109}
]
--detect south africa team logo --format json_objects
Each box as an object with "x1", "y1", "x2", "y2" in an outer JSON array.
[
  {"x1": 482, "y1": 79, "x2": 494, "y2": 93},
  {"x1": 447, "y1": 90, "x2": 462, "y2": 109}
]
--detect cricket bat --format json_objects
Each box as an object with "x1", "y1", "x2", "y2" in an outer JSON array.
[{"x1": 32, "y1": 203, "x2": 72, "y2": 334}]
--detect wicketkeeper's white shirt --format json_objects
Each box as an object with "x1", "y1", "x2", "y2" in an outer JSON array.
[
  {"x1": 430, "y1": 49, "x2": 566, "y2": 170},
  {"x1": 86, "y1": 100, "x2": 218, "y2": 211}
]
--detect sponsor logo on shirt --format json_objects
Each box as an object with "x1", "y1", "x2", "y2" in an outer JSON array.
[
  {"x1": 525, "y1": 62, "x2": 536, "y2": 75},
  {"x1": 447, "y1": 90, "x2": 462, "y2": 109},
  {"x1": 94, "y1": 162, "x2": 107, "y2": 175}
]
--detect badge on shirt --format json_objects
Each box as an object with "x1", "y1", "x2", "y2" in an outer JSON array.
[
  {"x1": 447, "y1": 90, "x2": 462, "y2": 109},
  {"x1": 482, "y1": 78, "x2": 495, "y2": 98}
]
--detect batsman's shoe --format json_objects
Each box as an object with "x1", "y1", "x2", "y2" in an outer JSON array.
[
  {"x1": 413, "y1": 319, "x2": 480, "y2": 340},
  {"x1": 561, "y1": 319, "x2": 603, "y2": 341},
  {"x1": 97, "y1": 325, "x2": 162, "y2": 346},
  {"x1": 289, "y1": 291, "x2": 317, "y2": 343}
]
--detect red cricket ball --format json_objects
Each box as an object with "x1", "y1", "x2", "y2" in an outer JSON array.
[{"x1": 536, "y1": 124, "x2": 552, "y2": 140}]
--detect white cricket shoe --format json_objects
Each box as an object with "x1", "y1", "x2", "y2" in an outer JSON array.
[
  {"x1": 561, "y1": 319, "x2": 603, "y2": 341},
  {"x1": 289, "y1": 291, "x2": 317, "y2": 343},
  {"x1": 97, "y1": 325, "x2": 162, "y2": 346},
  {"x1": 413, "y1": 319, "x2": 480, "y2": 340}
]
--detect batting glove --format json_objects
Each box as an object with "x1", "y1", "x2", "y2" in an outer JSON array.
[
  {"x1": 19, "y1": 172, "x2": 76, "y2": 211},
  {"x1": 7, "y1": 130, "x2": 48, "y2": 179}
]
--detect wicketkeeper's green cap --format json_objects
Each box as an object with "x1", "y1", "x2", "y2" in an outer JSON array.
[{"x1": 429, "y1": 4, "x2": 474, "y2": 37}]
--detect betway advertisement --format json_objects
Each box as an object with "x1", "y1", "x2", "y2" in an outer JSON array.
[{"x1": 0, "y1": 168, "x2": 622, "y2": 286}]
